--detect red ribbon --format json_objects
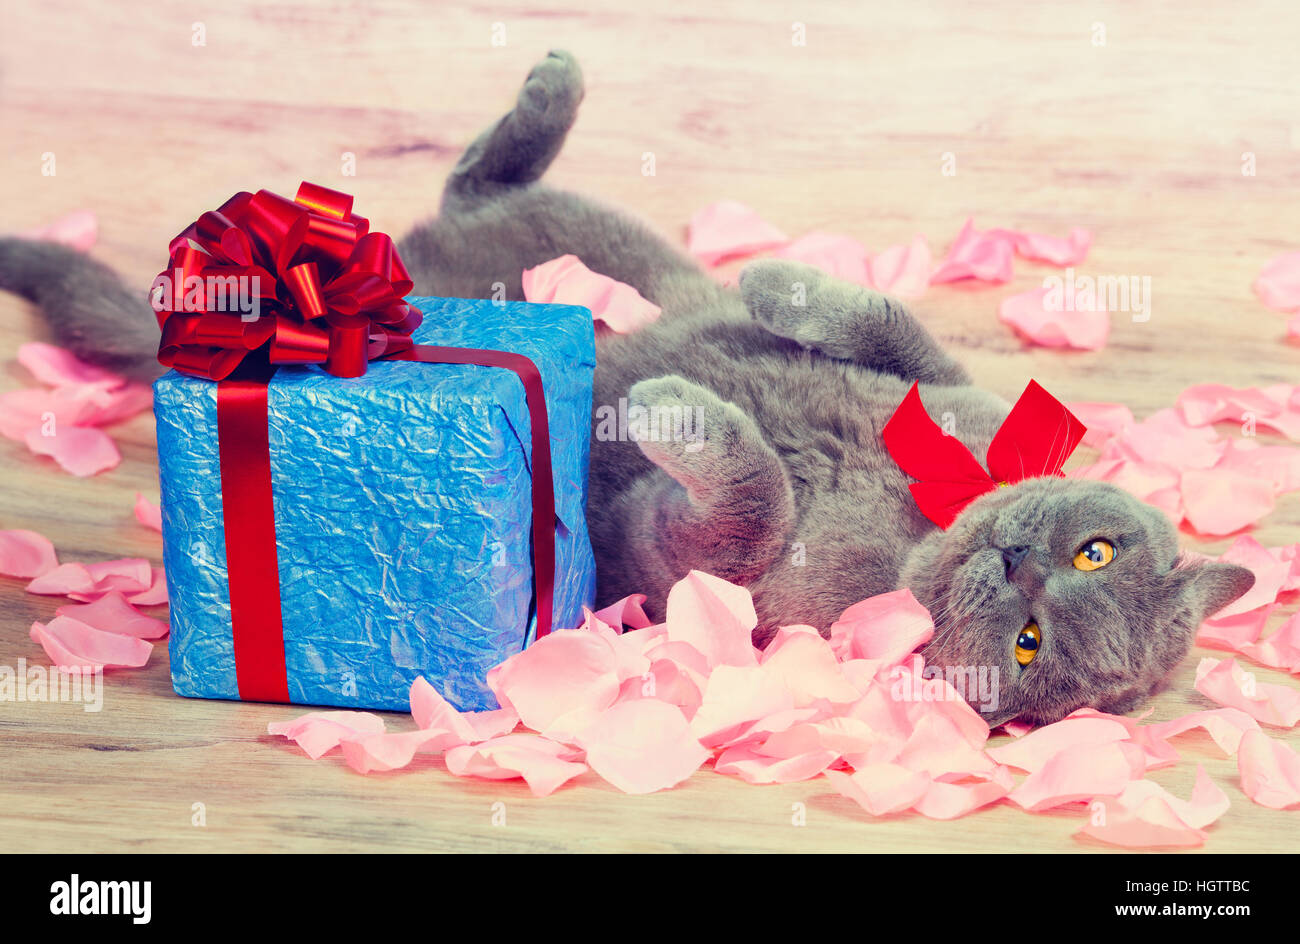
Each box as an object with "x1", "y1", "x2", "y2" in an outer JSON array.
[
  {"x1": 881, "y1": 380, "x2": 1086, "y2": 529},
  {"x1": 162, "y1": 184, "x2": 557, "y2": 703},
  {"x1": 154, "y1": 181, "x2": 420, "y2": 381}
]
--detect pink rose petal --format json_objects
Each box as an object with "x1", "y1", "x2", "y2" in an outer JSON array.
[
  {"x1": 1144, "y1": 708, "x2": 1260, "y2": 756},
  {"x1": 17, "y1": 209, "x2": 98, "y2": 252},
  {"x1": 125, "y1": 567, "x2": 168, "y2": 605},
  {"x1": 580, "y1": 699, "x2": 709, "y2": 794},
  {"x1": 715, "y1": 744, "x2": 839, "y2": 784},
  {"x1": 26, "y1": 562, "x2": 96, "y2": 596},
  {"x1": 999, "y1": 285, "x2": 1109, "y2": 351},
  {"x1": 592, "y1": 593, "x2": 652, "y2": 632},
  {"x1": 929, "y1": 219, "x2": 1015, "y2": 284},
  {"x1": 664, "y1": 570, "x2": 759, "y2": 669},
  {"x1": 760, "y1": 626, "x2": 861, "y2": 707},
  {"x1": 826, "y1": 764, "x2": 931, "y2": 817},
  {"x1": 1065, "y1": 401, "x2": 1134, "y2": 448},
  {"x1": 1076, "y1": 766, "x2": 1225, "y2": 848},
  {"x1": 1194, "y1": 657, "x2": 1300, "y2": 728},
  {"x1": 443, "y1": 733, "x2": 587, "y2": 797},
  {"x1": 912, "y1": 775, "x2": 1012, "y2": 820},
  {"x1": 55, "y1": 591, "x2": 168, "y2": 639},
  {"x1": 997, "y1": 226, "x2": 1093, "y2": 266},
  {"x1": 487, "y1": 629, "x2": 621, "y2": 736},
  {"x1": 24, "y1": 425, "x2": 121, "y2": 477},
  {"x1": 773, "y1": 232, "x2": 870, "y2": 285},
  {"x1": 267, "y1": 711, "x2": 388, "y2": 760},
  {"x1": 686, "y1": 200, "x2": 788, "y2": 266},
  {"x1": 1180, "y1": 468, "x2": 1274, "y2": 536},
  {"x1": 409, "y1": 676, "x2": 517, "y2": 742},
  {"x1": 867, "y1": 235, "x2": 932, "y2": 298},
  {"x1": 1008, "y1": 740, "x2": 1145, "y2": 811},
  {"x1": 522, "y1": 254, "x2": 662, "y2": 334},
  {"x1": 1254, "y1": 251, "x2": 1300, "y2": 312},
  {"x1": 1237, "y1": 729, "x2": 1300, "y2": 809},
  {"x1": 29, "y1": 616, "x2": 152, "y2": 670},
  {"x1": 134, "y1": 494, "x2": 163, "y2": 532},
  {"x1": 1240, "y1": 613, "x2": 1300, "y2": 674},
  {"x1": 17, "y1": 341, "x2": 124, "y2": 389},
  {"x1": 828, "y1": 588, "x2": 934, "y2": 666},
  {"x1": 0, "y1": 529, "x2": 59, "y2": 578},
  {"x1": 987, "y1": 715, "x2": 1132, "y2": 772}
]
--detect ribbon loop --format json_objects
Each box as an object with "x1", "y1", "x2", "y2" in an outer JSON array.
[
  {"x1": 883, "y1": 380, "x2": 1086, "y2": 528},
  {"x1": 154, "y1": 181, "x2": 418, "y2": 381}
]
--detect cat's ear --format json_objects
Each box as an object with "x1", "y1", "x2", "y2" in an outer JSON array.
[{"x1": 1165, "y1": 557, "x2": 1255, "y2": 622}]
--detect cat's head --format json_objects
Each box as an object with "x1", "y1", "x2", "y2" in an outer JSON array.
[{"x1": 898, "y1": 476, "x2": 1254, "y2": 726}]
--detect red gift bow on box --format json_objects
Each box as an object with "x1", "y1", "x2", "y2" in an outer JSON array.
[
  {"x1": 881, "y1": 379, "x2": 1086, "y2": 529},
  {"x1": 154, "y1": 181, "x2": 420, "y2": 380},
  {"x1": 157, "y1": 183, "x2": 557, "y2": 703}
]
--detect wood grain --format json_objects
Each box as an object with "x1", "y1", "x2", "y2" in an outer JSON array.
[{"x1": 0, "y1": 0, "x2": 1297, "y2": 853}]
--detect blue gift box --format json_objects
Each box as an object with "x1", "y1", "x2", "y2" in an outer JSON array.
[{"x1": 154, "y1": 296, "x2": 597, "y2": 711}]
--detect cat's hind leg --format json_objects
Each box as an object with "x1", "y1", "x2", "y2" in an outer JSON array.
[
  {"x1": 739, "y1": 259, "x2": 971, "y2": 386},
  {"x1": 616, "y1": 375, "x2": 795, "y2": 591},
  {"x1": 442, "y1": 50, "x2": 584, "y2": 204}
]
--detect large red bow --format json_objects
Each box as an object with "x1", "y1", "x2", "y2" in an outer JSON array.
[
  {"x1": 153, "y1": 182, "x2": 420, "y2": 380},
  {"x1": 882, "y1": 380, "x2": 1086, "y2": 528}
]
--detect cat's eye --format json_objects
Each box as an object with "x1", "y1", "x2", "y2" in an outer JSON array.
[
  {"x1": 1015, "y1": 622, "x2": 1041, "y2": 666},
  {"x1": 1073, "y1": 539, "x2": 1116, "y2": 572}
]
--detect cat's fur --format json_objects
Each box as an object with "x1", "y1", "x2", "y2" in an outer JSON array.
[{"x1": 0, "y1": 51, "x2": 1253, "y2": 724}]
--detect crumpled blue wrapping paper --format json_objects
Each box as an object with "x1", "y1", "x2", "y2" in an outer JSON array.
[{"x1": 155, "y1": 296, "x2": 597, "y2": 712}]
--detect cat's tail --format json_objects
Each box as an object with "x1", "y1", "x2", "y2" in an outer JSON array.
[
  {"x1": 0, "y1": 237, "x2": 161, "y2": 381},
  {"x1": 442, "y1": 49, "x2": 584, "y2": 203}
]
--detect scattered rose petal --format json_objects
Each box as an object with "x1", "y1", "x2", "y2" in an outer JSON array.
[
  {"x1": 24, "y1": 425, "x2": 121, "y2": 477},
  {"x1": 665, "y1": 570, "x2": 759, "y2": 669},
  {"x1": 929, "y1": 219, "x2": 1015, "y2": 284},
  {"x1": 1237, "y1": 729, "x2": 1300, "y2": 809},
  {"x1": 999, "y1": 285, "x2": 1109, "y2": 351},
  {"x1": 134, "y1": 494, "x2": 163, "y2": 532},
  {"x1": 1194, "y1": 657, "x2": 1300, "y2": 728},
  {"x1": 1240, "y1": 613, "x2": 1300, "y2": 674},
  {"x1": 267, "y1": 711, "x2": 388, "y2": 760},
  {"x1": 1254, "y1": 251, "x2": 1300, "y2": 312},
  {"x1": 0, "y1": 529, "x2": 59, "y2": 578},
  {"x1": 55, "y1": 591, "x2": 168, "y2": 639},
  {"x1": 17, "y1": 209, "x2": 98, "y2": 252},
  {"x1": 17, "y1": 341, "x2": 123, "y2": 389},
  {"x1": 1145, "y1": 708, "x2": 1260, "y2": 756},
  {"x1": 868, "y1": 235, "x2": 932, "y2": 298},
  {"x1": 1065, "y1": 402, "x2": 1134, "y2": 448},
  {"x1": 443, "y1": 734, "x2": 587, "y2": 797},
  {"x1": 1008, "y1": 741, "x2": 1145, "y2": 811},
  {"x1": 773, "y1": 232, "x2": 870, "y2": 285},
  {"x1": 26, "y1": 562, "x2": 96, "y2": 596},
  {"x1": 687, "y1": 200, "x2": 788, "y2": 266},
  {"x1": 1077, "y1": 767, "x2": 1226, "y2": 847},
  {"x1": 29, "y1": 616, "x2": 152, "y2": 670},
  {"x1": 580, "y1": 699, "x2": 709, "y2": 793},
  {"x1": 1180, "y1": 469, "x2": 1275, "y2": 536},
  {"x1": 522, "y1": 254, "x2": 661, "y2": 334},
  {"x1": 487, "y1": 629, "x2": 621, "y2": 736}
]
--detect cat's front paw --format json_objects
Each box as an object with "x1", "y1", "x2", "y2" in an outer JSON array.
[
  {"x1": 738, "y1": 259, "x2": 835, "y2": 349},
  {"x1": 627, "y1": 375, "x2": 762, "y2": 475}
]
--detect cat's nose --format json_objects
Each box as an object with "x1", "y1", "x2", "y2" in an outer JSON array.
[{"x1": 1001, "y1": 545, "x2": 1031, "y2": 574}]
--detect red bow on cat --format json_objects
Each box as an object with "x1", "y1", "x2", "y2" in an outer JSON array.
[{"x1": 882, "y1": 380, "x2": 1087, "y2": 528}]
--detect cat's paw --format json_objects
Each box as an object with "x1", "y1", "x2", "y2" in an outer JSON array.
[
  {"x1": 738, "y1": 259, "x2": 847, "y2": 350},
  {"x1": 626, "y1": 375, "x2": 764, "y2": 479},
  {"x1": 517, "y1": 49, "x2": 585, "y2": 132}
]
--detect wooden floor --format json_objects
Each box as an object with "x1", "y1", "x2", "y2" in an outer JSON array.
[{"x1": 2, "y1": 0, "x2": 1298, "y2": 852}]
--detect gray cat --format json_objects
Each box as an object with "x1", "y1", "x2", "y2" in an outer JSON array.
[{"x1": 0, "y1": 51, "x2": 1253, "y2": 725}]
